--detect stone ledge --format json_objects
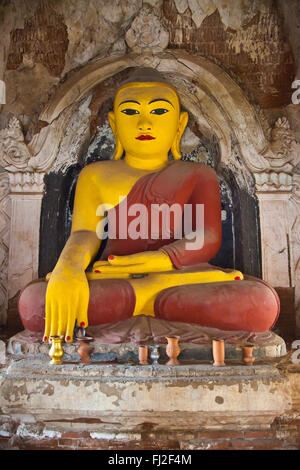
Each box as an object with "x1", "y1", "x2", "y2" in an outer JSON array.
[
  {"x1": 3, "y1": 357, "x2": 284, "y2": 380},
  {"x1": 6, "y1": 330, "x2": 287, "y2": 362},
  {"x1": 0, "y1": 357, "x2": 292, "y2": 430}
]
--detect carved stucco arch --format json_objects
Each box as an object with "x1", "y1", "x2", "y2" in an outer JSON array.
[{"x1": 28, "y1": 50, "x2": 269, "y2": 175}]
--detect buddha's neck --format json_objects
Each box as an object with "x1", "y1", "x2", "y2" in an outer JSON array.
[{"x1": 124, "y1": 153, "x2": 169, "y2": 171}]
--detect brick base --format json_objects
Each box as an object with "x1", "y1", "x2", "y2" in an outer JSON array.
[{"x1": 0, "y1": 420, "x2": 299, "y2": 450}]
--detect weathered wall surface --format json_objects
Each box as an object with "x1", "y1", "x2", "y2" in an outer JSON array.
[
  {"x1": 276, "y1": 0, "x2": 300, "y2": 145},
  {"x1": 0, "y1": 0, "x2": 141, "y2": 139},
  {"x1": 0, "y1": 0, "x2": 298, "y2": 136},
  {"x1": 164, "y1": 1, "x2": 295, "y2": 109}
]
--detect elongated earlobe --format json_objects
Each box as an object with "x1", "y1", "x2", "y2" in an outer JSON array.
[
  {"x1": 171, "y1": 136, "x2": 182, "y2": 160},
  {"x1": 108, "y1": 111, "x2": 124, "y2": 160},
  {"x1": 171, "y1": 111, "x2": 188, "y2": 160},
  {"x1": 113, "y1": 137, "x2": 124, "y2": 160}
]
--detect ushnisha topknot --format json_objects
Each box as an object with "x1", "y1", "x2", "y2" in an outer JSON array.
[{"x1": 120, "y1": 67, "x2": 172, "y2": 86}]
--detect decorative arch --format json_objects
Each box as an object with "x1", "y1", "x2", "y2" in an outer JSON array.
[{"x1": 27, "y1": 51, "x2": 269, "y2": 175}]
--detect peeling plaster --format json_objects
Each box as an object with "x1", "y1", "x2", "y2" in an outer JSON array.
[
  {"x1": 227, "y1": 8, "x2": 282, "y2": 65},
  {"x1": 52, "y1": 94, "x2": 92, "y2": 174},
  {"x1": 173, "y1": 0, "x2": 272, "y2": 30},
  {"x1": 215, "y1": 396, "x2": 224, "y2": 404}
]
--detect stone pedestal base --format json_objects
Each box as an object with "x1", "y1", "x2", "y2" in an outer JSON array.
[
  {"x1": 1, "y1": 330, "x2": 298, "y2": 450},
  {"x1": 0, "y1": 356, "x2": 296, "y2": 450}
]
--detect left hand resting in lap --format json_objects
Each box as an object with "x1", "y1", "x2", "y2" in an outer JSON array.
[{"x1": 92, "y1": 250, "x2": 174, "y2": 274}]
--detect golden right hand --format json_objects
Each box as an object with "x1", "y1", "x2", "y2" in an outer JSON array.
[{"x1": 43, "y1": 270, "x2": 89, "y2": 343}]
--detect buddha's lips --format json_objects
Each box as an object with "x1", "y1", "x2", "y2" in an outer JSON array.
[{"x1": 136, "y1": 135, "x2": 155, "y2": 141}]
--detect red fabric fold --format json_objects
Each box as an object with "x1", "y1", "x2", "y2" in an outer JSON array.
[{"x1": 101, "y1": 161, "x2": 222, "y2": 268}]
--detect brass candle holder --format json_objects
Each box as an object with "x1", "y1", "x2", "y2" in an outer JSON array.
[
  {"x1": 49, "y1": 336, "x2": 64, "y2": 365},
  {"x1": 150, "y1": 345, "x2": 160, "y2": 365}
]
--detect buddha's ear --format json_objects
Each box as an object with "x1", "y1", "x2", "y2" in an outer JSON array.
[
  {"x1": 171, "y1": 111, "x2": 188, "y2": 160},
  {"x1": 108, "y1": 111, "x2": 123, "y2": 160}
]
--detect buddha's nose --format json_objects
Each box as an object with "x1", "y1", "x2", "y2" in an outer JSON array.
[{"x1": 137, "y1": 116, "x2": 152, "y2": 131}]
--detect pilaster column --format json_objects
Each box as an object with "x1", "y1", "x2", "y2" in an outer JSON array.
[
  {"x1": 7, "y1": 172, "x2": 45, "y2": 299},
  {"x1": 254, "y1": 117, "x2": 299, "y2": 294},
  {"x1": 0, "y1": 117, "x2": 46, "y2": 324},
  {"x1": 256, "y1": 191, "x2": 293, "y2": 287}
]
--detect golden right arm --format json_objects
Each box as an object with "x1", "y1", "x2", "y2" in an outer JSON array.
[{"x1": 44, "y1": 165, "x2": 103, "y2": 342}]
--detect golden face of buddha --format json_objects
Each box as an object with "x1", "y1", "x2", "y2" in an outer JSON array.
[{"x1": 108, "y1": 82, "x2": 188, "y2": 161}]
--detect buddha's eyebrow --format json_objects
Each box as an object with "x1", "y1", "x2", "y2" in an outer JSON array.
[
  {"x1": 118, "y1": 100, "x2": 140, "y2": 107},
  {"x1": 148, "y1": 98, "x2": 174, "y2": 108}
]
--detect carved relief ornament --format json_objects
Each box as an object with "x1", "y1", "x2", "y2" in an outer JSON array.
[
  {"x1": 0, "y1": 117, "x2": 31, "y2": 172},
  {"x1": 0, "y1": 116, "x2": 47, "y2": 189},
  {"x1": 125, "y1": 5, "x2": 169, "y2": 53},
  {"x1": 254, "y1": 117, "x2": 300, "y2": 192}
]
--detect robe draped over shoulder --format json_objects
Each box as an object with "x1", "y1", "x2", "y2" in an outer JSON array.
[{"x1": 101, "y1": 161, "x2": 222, "y2": 269}]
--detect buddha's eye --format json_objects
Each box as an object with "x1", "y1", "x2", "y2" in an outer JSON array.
[
  {"x1": 121, "y1": 109, "x2": 140, "y2": 115},
  {"x1": 150, "y1": 108, "x2": 169, "y2": 115}
]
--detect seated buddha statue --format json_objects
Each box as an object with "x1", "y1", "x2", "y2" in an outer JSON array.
[{"x1": 18, "y1": 68, "x2": 280, "y2": 343}]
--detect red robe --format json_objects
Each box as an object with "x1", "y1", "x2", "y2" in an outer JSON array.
[{"x1": 101, "y1": 160, "x2": 222, "y2": 268}]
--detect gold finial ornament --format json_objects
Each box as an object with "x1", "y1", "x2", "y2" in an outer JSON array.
[{"x1": 49, "y1": 336, "x2": 64, "y2": 365}]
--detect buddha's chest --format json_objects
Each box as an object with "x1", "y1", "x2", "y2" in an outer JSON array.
[{"x1": 97, "y1": 169, "x2": 149, "y2": 208}]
